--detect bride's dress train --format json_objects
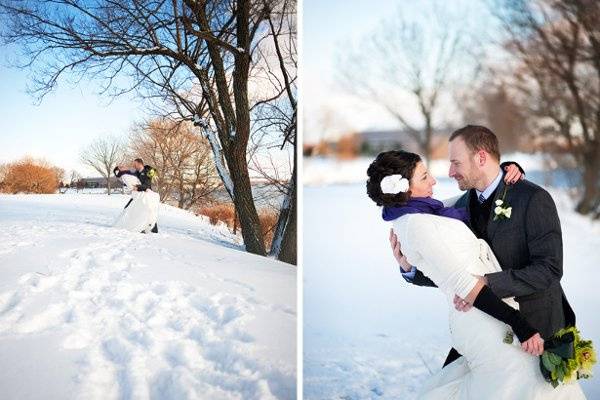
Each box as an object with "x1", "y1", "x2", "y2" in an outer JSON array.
[
  {"x1": 113, "y1": 174, "x2": 159, "y2": 233},
  {"x1": 392, "y1": 213, "x2": 585, "y2": 399}
]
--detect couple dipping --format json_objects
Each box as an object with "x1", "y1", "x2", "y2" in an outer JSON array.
[
  {"x1": 113, "y1": 158, "x2": 160, "y2": 234},
  {"x1": 367, "y1": 125, "x2": 593, "y2": 398}
]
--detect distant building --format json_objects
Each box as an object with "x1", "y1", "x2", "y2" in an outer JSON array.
[
  {"x1": 358, "y1": 129, "x2": 417, "y2": 155},
  {"x1": 357, "y1": 128, "x2": 454, "y2": 158},
  {"x1": 304, "y1": 128, "x2": 455, "y2": 159},
  {"x1": 82, "y1": 177, "x2": 123, "y2": 189}
]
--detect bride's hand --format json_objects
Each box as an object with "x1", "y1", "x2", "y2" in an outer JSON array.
[
  {"x1": 389, "y1": 229, "x2": 411, "y2": 272},
  {"x1": 454, "y1": 295, "x2": 473, "y2": 312},
  {"x1": 503, "y1": 164, "x2": 524, "y2": 185},
  {"x1": 521, "y1": 333, "x2": 544, "y2": 356}
]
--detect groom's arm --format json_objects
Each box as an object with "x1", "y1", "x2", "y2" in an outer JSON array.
[
  {"x1": 485, "y1": 189, "x2": 563, "y2": 298},
  {"x1": 401, "y1": 266, "x2": 438, "y2": 287},
  {"x1": 113, "y1": 167, "x2": 135, "y2": 178}
]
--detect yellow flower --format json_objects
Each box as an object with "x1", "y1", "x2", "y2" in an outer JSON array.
[
  {"x1": 578, "y1": 348, "x2": 596, "y2": 372},
  {"x1": 564, "y1": 370, "x2": 577, "y2": 383}
]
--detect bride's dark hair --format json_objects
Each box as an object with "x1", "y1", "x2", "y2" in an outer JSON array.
[{"x1": 366, "y1": 150, "x2": 422, "y2": 207}]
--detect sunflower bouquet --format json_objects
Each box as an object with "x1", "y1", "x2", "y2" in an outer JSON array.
[{"x1": 540, "y1": 326, "x2": 596, "y2": 388}]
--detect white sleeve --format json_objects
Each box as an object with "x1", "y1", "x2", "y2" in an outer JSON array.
[{"x1": 405, "y1": 215, "x2": 478, "y2": 299}]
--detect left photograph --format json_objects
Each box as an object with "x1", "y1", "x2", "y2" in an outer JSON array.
[{"x1": 0, "y1": 0, "x2": 297, "y2": 399}]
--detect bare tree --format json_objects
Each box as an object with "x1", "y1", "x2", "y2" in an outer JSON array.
[
  {"x1": 0, "y1": 0, "x2": 296, "y2": 257},
  {"x1": 249, "y1": 0, "x2": 296, "y2": 264},
  {"x1": 69, "y1": 170, "x2": 82, "y2": 192},
  {"x1": 80, "y1": 136, "x2": 125, "y2": 195},
  {"x1": 492, "y1": 0, "x2": 600, "y2": 218},
  {"x1": 459, "y1": 80, "x2": 529, "y2": 153},
  {"x1": 337, "y1": 1, "x2": 475, "y2": 161},
  {"x1": 130, "y1": 118, "x2": 221, "y2": 208}
]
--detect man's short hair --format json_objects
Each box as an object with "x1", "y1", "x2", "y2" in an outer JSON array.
[
  {"x1": 134, "y1": 158, "x2": 144, "y2": 165},
  {"x1": 449, "y1": 125, "x2": 500, "y2": 161}
]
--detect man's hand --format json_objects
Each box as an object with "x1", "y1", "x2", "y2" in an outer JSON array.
[
  {"x1": 521, "y1": 333, "x2": 544, "y2": 356},
  {"x1": 503, "y1": 164, "x2": 525, "y2": 185},
  {"x1": 389, "y1": 229, "x2": 411, "y2": 272},
  {"x1": 453, "y1": 295, "x2": 473, "y2": 312}
]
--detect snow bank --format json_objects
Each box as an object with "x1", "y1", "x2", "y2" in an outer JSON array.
[{"x1": 0, "y1": 193, "x2": 296, "y2": 400}]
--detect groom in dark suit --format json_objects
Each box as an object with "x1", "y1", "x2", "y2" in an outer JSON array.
[{"x1": 390, "y1": 125, "x2": 575, "y2": 367}]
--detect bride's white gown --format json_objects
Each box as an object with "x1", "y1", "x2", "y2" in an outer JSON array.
[
  {"x1": 113, "y1": 174, "x2": 159, "y2": 233},
  {"x1": 392, "y1": 213, "x2": 585, "y2": 399}
]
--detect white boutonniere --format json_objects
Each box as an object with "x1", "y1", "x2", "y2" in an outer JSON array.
[{"x1": 493, "y1": 185, "x2": 512, "y2": 220}]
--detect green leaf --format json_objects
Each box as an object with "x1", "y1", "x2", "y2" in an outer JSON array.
[
  {"x1": 542, "y1": 353, "x2": 556, "y2": 372},
  {"x1": 557, "y1": 364, "x2": 565, "y2": 381},
  {"x1": 548, "y1": 352, "x2": 562, "y2": 365}
]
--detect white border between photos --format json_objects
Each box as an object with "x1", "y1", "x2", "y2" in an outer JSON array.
[{"x1": 296, "y1": 0, "x2": 304, "y2": 398}]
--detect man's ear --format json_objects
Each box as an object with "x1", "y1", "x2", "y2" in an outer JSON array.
[{"x1": 477, "y1": 150, "x2": 487, "y2": 167}]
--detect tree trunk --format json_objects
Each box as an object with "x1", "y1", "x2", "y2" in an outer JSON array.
[
  {"x1": 423, "y1": 115, "x2": 433, "y2": 163},
  {"x1": 576, "y1": 147, "x2": 600, "y2": 217},
  {"x1": 270, "y1": 148, "x2": 297, "y2": 265},
  {"x1": 225, "y1": 1, "x2": 267, "y2": 256},
  {"x1": 107, "y1": 174, "x2": 111, "y2": 195},
  {"x1": 178, "y1": 179, "x2": 185, "y2": 209},
  {"x1": 276, "y1": 178, "x2": 296, "y2": 265},
  {"x1": 228, "y1": 147, "x2": 266, "y2": 255}
]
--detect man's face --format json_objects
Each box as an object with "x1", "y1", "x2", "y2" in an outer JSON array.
[
  {"x1": 133, "y1": 161, "x2": 143, "y2": 171},
  {"x1": 448, "y1": 138, "x2": 480, "y2": 191}
]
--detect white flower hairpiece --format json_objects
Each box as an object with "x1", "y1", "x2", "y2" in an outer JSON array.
[{"x1": 380, "y1": 174, "x2": 410, "y2": 194}]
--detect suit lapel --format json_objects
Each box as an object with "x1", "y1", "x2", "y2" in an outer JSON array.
[{"x1": 487, "y1": 179, "x2": 507, "y2": 241}]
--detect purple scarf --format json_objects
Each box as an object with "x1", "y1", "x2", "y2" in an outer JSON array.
[{"x1": 382, "y1": 197, "x2": 469, "y2": 223}]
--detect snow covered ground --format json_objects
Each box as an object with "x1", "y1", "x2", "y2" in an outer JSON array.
[
  {"x1": 303, "y1": 162, "x2": 600, "y2": 399},
  {"x1": 0, "y1": 193, "x2": 296, "y2": 400}
]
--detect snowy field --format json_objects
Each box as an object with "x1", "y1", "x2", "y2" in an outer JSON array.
[
  {"x1": 0, "y1": 193, "x2": 296, "y2": 399},
  {"x1": 303, "y1": 158, "x2": 600, "y2": 399}
]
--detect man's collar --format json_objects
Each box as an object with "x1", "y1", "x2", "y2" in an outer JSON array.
[{"x1": 476, "y1": 168, "x2": 503, "y2": 201}]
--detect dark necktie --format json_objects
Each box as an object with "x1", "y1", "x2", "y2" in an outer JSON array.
[{"x1": 478, "y1": 193, "x2": 486, "y2": 204}]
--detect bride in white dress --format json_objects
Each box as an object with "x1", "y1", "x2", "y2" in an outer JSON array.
[
  {"x1": 113, "y1": 173, "x2": 160, "y2": 233},
  {"x1": 366, "y1": 151, "x2": 585, "y2": 399}
]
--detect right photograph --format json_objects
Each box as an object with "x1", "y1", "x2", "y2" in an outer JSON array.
[{"x1": 303, "y1": 1, "x2": 599, "y2": 399}]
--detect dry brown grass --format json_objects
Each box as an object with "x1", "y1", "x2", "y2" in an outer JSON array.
[
  {"x1": 197, "y1": 204, "x2": 238, "y2": 228},
  {"x1": 197, "y1": 204, "x2": 279, "y2": 250},
  {"x1": 259, "y1": 209, "x2": 278, "y2": 250}
]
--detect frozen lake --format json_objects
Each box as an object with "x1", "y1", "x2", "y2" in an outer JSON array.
[{"x1": 303, "y1": 177, "x2": 600, "y2": 399}]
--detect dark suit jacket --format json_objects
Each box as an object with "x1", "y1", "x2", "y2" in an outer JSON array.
[
  {"x1": 407, "y1": 178, "x2": 576, "y2": 339},
  {"x1": 114, "y1": 165, "x2": 156, "y2": 191}
]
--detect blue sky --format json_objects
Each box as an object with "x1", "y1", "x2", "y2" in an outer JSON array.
[
  {"x1": 0, "y1": 48, "x2": 148, "y2": 177},
  {"x1": 0, "y1": 42, "x2": 291, "y2": 180}
]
